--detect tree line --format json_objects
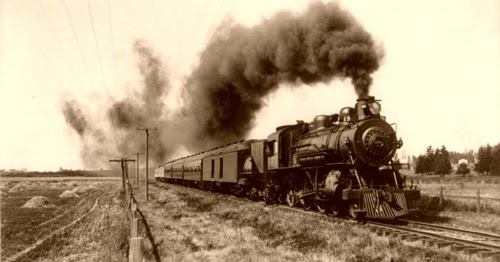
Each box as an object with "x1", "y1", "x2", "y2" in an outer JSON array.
[
  {"x1": 475, "y1": 143, "x2": 500, "y2": 176},
  {"x1": 413, "y1": 142, "x2": 500, "y2": 176},
  {"x1": 414, "y1": 146, "x2": 452, "y2": 176}
]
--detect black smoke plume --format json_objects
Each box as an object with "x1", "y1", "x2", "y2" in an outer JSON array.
[
  {"x1": 108, "y1": 40, "x2": 173, "y2": 164},
  {"x1": 62, "y1": 100, "x2": 89, "y2": 137},
  {"x1": 61, "y1": 99, "x2": 112, "y2": 167},
  {"x1": 62, "y1": 2, "x2": 382, "y2": 168},
  {"x1": 62, "y1": 40, "x2": 174, "y2": 168},
  {"x1": 181, "y1": 1, "x2": 382, "y2": 149}
]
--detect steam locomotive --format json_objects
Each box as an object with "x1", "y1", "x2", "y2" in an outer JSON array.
[{"x1": 155, "y1": 96, "x2": 420, "y2": 219}]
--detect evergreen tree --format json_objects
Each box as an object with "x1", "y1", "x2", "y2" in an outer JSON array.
[
  {"x1": 456, "y1": 163, "x2": 470, "y2": 176},
  {"x1": 475, "y1": 144, "x2": 493, "y2": 174},
  {"x1": 434, "y1": 145, "x2": 452, "y2": 176},
  {"x1": 424, "y1": 146, "x2": 435, "y2": 174},
  {"x1": 490, "y1": 143, "x2": 500, "y2": 176},
  {"x1": 415, "y1": 155, "x2": 426, "y2": 175}
]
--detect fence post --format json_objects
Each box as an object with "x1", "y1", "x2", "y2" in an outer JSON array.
[
  {"x1": 439, "y1": 187, "x2": 444, "y2": 207},
  {"x1": 129, "y1": 237, "x2": 143, "y2": 262},
  {"x1": 477, "y1": 189, "x2": 480, "y2": 213},
  {"x1": 131, "y1": 201, "x2": 137, "y2": 219},
  {"x1": 131, "y1": 218, "x2": 139, "y2": 237}
]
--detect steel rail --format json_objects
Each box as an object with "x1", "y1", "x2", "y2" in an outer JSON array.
[
  {"x1": 399, "y1": 219, "x2": 500, "y2": 242},
  {"x1": 367, "y1": 221, "x2": 500, "y2": 252}
]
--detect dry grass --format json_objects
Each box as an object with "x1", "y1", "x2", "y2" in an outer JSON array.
[
  {"x1": 135, "y1": 182, "x2": 493, "y2": 262},
  {"x1": 0, "y1": 170, "x2": 121, "y2": 178},
  {"x1": 401, "y1": 170, "x2": 500, "y2": 199},
  {"x1": 0, "y1": 181, "x2": 127, "y2": 261},
  {"x1": 24, "y1": 186, "x2": 129, "y2": 262},
  {"x1": 399, "y1": 171, "x2": 500, "y2": 236}
]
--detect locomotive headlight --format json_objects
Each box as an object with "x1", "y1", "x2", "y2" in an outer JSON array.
[{"x1": 369, "y1": 102, "x2": 381, "y2": 115}]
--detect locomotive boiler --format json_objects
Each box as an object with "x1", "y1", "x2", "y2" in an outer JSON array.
[{"x1": 155, "y1": 96, "x2": 420, "y2": 220}]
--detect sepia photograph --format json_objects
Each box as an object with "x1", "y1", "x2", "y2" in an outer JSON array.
[{"x1": 1, "y1": 0, "x2": 500, "y2": 261}]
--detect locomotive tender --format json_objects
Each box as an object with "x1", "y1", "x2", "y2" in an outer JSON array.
[{"x1": 155, "y1": 96, "x2": 420, "y2": 219}]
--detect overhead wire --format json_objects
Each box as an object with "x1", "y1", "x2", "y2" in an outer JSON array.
[
  {"x1": 154, "y1": 0, "x2": 228, "y2": 130},
  {"x1": 61, "y1": 0, "x2": 117, "y2": 156},
  {"x1": 39, "y1": 0, "x2": 105, "y2": 139},
  {"x1": 86, "y1": 0, "x2": 121, "y2": 154},
  {"x1": 6, "y1": 0, "x2": 111, "y2": 169},
  {"x1": 107, "y1": 0, "x2": 118, "y2": 94}
]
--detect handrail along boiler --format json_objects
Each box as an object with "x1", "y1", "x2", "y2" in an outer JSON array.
[{"x1": 155, "y1": 96, "x2": 420, "y2": 219}]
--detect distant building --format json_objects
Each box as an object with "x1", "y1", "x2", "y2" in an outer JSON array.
[{"x1": 458, "y1": 159, "x2": 468, "y2": 165}]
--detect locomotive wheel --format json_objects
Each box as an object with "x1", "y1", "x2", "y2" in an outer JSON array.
[
  {"x1": 249, "y1": 188, "x2": 259, "y2": 201},
  {"x1": 348, "y1": 203, "x2": 362, "y2": 219},
  {"x1": 263, "y1": 188, "x2": 276, "y2": 204},
  {"x1": 330, "y1": 203, "x2": 341, "y2": 216},
  {"x1": 286, "y1": 191, "x2": 298, "y2": 207},
  {"x1": 278, "y1": 192, "x2": 287, "y2": 204},
  {"x1": 300, "y1": 197, "x2": 314, "y2": 211},
  {"x1": 316, "y1": 200, "x2": 330, "y2": 214},
  {"x1": 233, "y1": 186, "x2": 244, "y2": 197}
]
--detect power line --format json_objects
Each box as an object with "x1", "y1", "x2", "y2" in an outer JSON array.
[
  {"x1": 62, "y1": 0, "x2": 92, "y2": 83},
  {"x1": 86, "y1": 0, "x2": 120, "y2": 153},
  {"x1": 39, "y1": 0, "x2": 103, "y2": 138},
  {"x1": 8, "y1": 0, "x2": 115, "y2": 169},
  {"x1": 39, "y1": 0, "x2": 64, "y2": 49},
  {"x1": 61, "y1": 0, "x2": 116, "y2": 155},
  {"x1": 155, "y1": 8, "x2": 228, "y2": 129},
  {"x1": 107, "y1": 0, "x2": 118, "y2": 94}
]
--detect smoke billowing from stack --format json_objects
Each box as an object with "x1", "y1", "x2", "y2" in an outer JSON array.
[
  {"x1": 62, "y1": 100, "x2": 112, "y2": 167},
  {"x1": 62, "y1": 2, "x2": 382, "y2": 168},
  {"x1": 109, "y1": 40, "x2": 172, "y2": 163},
  {"x1": 62, "y1": 41, "x2": 173, "y2": 168},
  {"x1": 182, "y1": 1, "x2": 382, "y2": 150}
]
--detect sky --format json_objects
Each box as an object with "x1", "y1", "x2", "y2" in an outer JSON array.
[{"x1": 1, "y1": 0, "x2": 499, "y2": 171}]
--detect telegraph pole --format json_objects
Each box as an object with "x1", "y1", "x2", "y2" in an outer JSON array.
[
  {"x1": 133, "y1": 153, "x2": 142, "y2": 187},
  {"x1": 109, "y1": 158, "x2": 136, "y2": 193},
  {"x1": 137, "y1": 127, "x2": 157, "y2": 200}
]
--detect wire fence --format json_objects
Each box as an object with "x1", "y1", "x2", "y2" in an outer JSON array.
[{"x1": 125, "y1": 181, "x2": 161, "y2": 262}]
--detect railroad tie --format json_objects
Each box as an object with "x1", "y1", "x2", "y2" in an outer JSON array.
[
  {"x1": 389, "y1": 232, "x2": 402, "y2": 238},
  {"x1": 477, "y1": 251, "x2": 500, "y2": 259},
  {"x1": 383, "y1": 230, "x2": 394, "y2": 237},
  {"x1": 450, "y1": 245, "x2": 467, "y2": 252},
  {"x1": 400, "y1": 234, "x2": 419, "y2": 242},
  {"x1": 423, "y1": 239, "x2": 437, "y2": 247},
  {"x1": 433, "y1": 242, "x2": 452, "y2": 248},
  {"x1": 462, "y1": 247, "x2": 486, "y2": 255}
]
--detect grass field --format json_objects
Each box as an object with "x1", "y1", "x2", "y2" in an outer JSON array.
[
  {"x1": 0, "y1": 170, "x2": 121, "y2": 178},
  {"x1": 400, "y1": 170, "x2": 500, "y2": 234},
  {"x1": 134, "y1": 182, "x2": 492, "y2": 262},
  {"x1": 0, "y1": 180, "x2": 128, "y2": 261}
]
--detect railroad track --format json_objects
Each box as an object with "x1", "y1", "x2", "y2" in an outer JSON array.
[
  {"x1": 275, "y1": 205, "x2": 500, "y2": 260},
  {"x1": 400, "y1": 219, "x2": 500, "y2": 244},
  {"x1": 154, "y1": 182, "x2": 500, "y2": 260}
]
